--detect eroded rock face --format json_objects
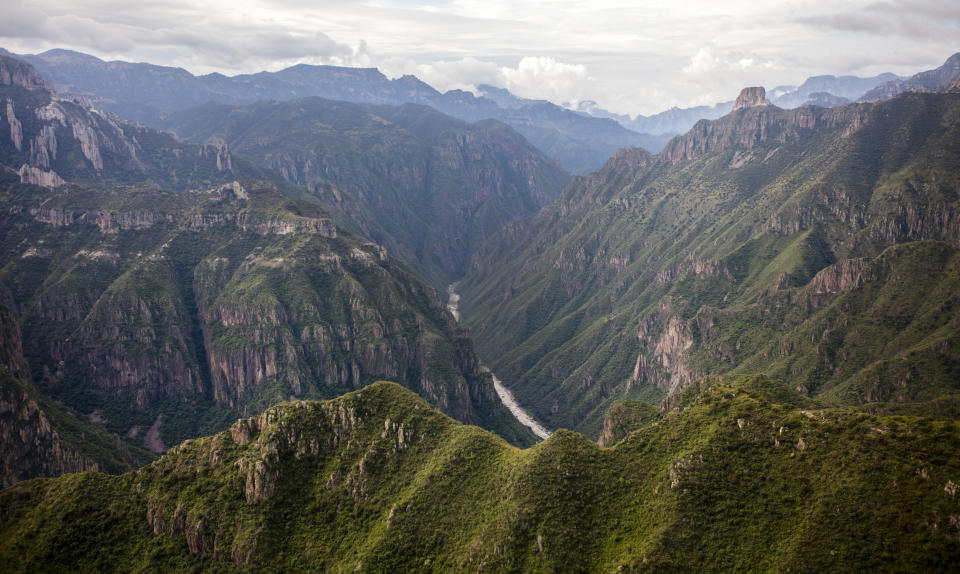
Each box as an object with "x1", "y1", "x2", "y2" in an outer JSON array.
[
  {"x1": 0, "y1": 55, "x2": 52, "y2": 91},
  {"x1": 733, "y1": 86, "x2": 772, "y2": 111},
  {"x1": 18, "y1": 165, "x2": 65, "y2": 188},
  {"x1": 0, "y1": 307, "x2": 102, "y2": 487},
  {"x1": 809, "y1": 259, "x2": 867, "y2": 294},
  {"x1": 6, "y1": 99, "x2": 22, "y2": 151},
  {"x1": 659, "y1": 101, "x2": 866, "y2": 164}
]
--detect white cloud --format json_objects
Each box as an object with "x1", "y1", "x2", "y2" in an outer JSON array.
[
  {"x1": 1, "y1": 0, "x2": 957, "y2": 116},
  {"x1": 501, "y1": 57, "x2": 591, "y2": 103},
  {"x1": 381, "y1": 56, "x2": 593, "y2": 106}
]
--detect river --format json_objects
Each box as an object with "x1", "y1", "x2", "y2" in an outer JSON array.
[{"x1": 448, "y1": 283, "x2": 552, "y2": 441}]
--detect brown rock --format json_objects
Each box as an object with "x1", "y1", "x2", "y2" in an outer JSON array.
[{"x1": 733, "y1": 87, "x2": 772, "y2": 111}]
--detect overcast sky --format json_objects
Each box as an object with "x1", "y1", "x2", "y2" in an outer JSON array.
[{"x1": 2, "y1": 0, "x2": 958, "y2": 116}]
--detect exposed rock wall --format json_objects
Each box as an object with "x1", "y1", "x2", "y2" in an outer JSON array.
[
  {"x1": 0, "y1": 55, "x2": 52, "y2": 91},
  {"x1": 660, "y1": 103, "x2": 867, "y2": 164},
  {"x1": 733, "y1": 86, "x2": 771, "y2": 111},
  {"x1": 0, "y1": 306, "x2": 103, "y2": 487},
  {"x1": 18, "y1": 164, "x2": 65, "y2": 188},
  {"x1": 5, "y1": 98, "x2": 21, "y2": 151},
  {"x1": 30, "y1": 205, "x2": 336, "y2": 237}
]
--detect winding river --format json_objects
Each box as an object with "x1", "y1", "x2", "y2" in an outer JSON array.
[{"x1": 448, "y1": 283, "x2": 552, "y2": 441}]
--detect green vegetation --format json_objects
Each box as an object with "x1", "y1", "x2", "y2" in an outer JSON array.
[
  {"x1": 460, "y1": 91, "x2": 960, "y2": 436},
  {"x1": 1, "y1": 379, "x2": 958, "y2": 571},
  {"x1": 0, "y1": 175, "x2": 534, "y2": 455}
]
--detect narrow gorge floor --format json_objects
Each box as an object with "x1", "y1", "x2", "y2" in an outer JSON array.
[{"x1": 447, "y1": 283, "x2": 551, "y2": 440}]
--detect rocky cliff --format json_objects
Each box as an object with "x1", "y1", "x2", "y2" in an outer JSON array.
[
  {"x1": 0, "y1": 305, "x2": 150, "y2": 486},
  {"x1": 0, "y1": 175, "x2": 533, "y2": 450},
  {"x1": 0, "y1": 55, "x2": 51, "y2": 92},
  {"x1": 0, "y1": 56, "x2": 279, "y2": 193},
  {"x1": 733, "y1": 86, "x2": 771, "y2": 110}
]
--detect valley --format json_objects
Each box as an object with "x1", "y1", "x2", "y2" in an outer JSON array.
[
  {"x1": 448, "y1": 282, "x2": 552, "y2": 440},
  {"x1": 0, "y1": 40, "x2": 959, "y2": 571}
]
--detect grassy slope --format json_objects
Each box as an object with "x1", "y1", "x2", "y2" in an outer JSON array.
[{"x1": 1, "y1": 379, "x2": 958, "y2": 572}]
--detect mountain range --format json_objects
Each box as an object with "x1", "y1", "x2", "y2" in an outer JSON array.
[
  {"x1": 6, "y1": 48, "x2": 666, "y2": 175},
  {"x1": 2, "y1": 379, "x2": 959, "y2": 570},
  {"x1": 1, "y1": 46, "x2": 960, "y2": 571},
  {"x1": 0, "y1": 54, "x2": 540, "y2": 477},
  {"x1": 576, "y1": 54, "x2": 960, "y2": 136},
  {"x1": 458, "y1": 83, "x2": 960, "y2": 435}
]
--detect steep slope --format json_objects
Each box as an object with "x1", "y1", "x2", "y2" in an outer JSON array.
[
  {"x1": 1, "y1": 378, "x2": 958, "y2": 571},
  {"x1": 163, "y1": 98, "x2": 570, "y2": 287},
  {"x1": 460, "y1": 88, "x2": 960, "y2": 436},
  {"x1": 0, "y1": 57, "x2": 535, "y2": 454},
  {"x1": 0, "y1": 304, "x2": 152, "y2": 487},
  {"x1": 15, "y1": 48, "x2": 661, "y2": 173},
  {"x1": 0, "y1": 176, "x2": 533, "y2": 449},
  {"x1": 0, "y1": 54, "x2": 278, "y2": 193}
]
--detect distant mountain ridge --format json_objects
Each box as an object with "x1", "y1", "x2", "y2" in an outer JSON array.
[
  {"x1": 577, "y1": 68, "x2": 917, "y2": 137},
  {"x1": 860, "y1": 52, "x2": 960, "y2": 101},
  {"x1": 11, "y1": 48, "x2": 666, "y2": 174},
  {"x1": 769, "y1": 72, "x2": 902, "y2": 108}
]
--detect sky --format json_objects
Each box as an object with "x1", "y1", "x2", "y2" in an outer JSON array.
[{"x1": 1, "y1": 0, "x2": 958, "y2": 116}]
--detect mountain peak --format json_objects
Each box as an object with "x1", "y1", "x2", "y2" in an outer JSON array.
[{"x1": 733, "y1": 86, "x2": 771, "y2": 110}]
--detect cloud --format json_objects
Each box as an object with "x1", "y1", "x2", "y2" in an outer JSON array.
[
  {"x1": 0, "y1": 0, "x2": 364, "y2": 73},
  {"x1": 799, "y1": 0, "x2": 960, "y2": 37},
  {"x1": 382, "y1": 56, "x2": 593, "y2": 105},
  {"x1": 0, "y1": 0, "x2": 956, "y2": 116},
  {"x1": 501, "y1": 57, "x2": 590, "y2": 103}
]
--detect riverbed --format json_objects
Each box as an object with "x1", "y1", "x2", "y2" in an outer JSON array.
[{"x1": 448, "y1": 283, "x2": 551, "y2": 441}]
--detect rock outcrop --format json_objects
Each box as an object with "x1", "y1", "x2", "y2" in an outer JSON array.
[
  {"x1": 660, "y1": 99, "x2": 866, "y2": 163},
  {"x1": 5, "y1": 98, "x2": 21, "y2": 151},
  {"x1": 18, "y1": 164, "x2": 65, "y2": 188},
  {"x1": 0, "y1": 55, "x2": 52, "y2": 91},
  {"x1": 733, "y1": 86, "x2": 771, "y2": 111},
  {"x1": 0, "y1": 305, "x2": 147, "y2": 487}
]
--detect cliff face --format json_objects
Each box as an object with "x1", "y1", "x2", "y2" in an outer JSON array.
[
  {"x1": 459, "y1": 89, "x2": 960, "y2": 435},
  {"x1": 659, "y1": 100, "x2": 866, "y2": 163},
  {"x1": 732, "y1": 86, "x2": 771, "y2": 110},
  {"x1": 0, "y1": 56, "x2": 272, "y2": 193},
  {"x1": 0, "y1": 175, "x2": 532, "y2": 450},
  {"x1": 0, "y1": 55, "x2": 52, "y2": 92},
  {"x1": 0, "y1": 305, "x2": 150, "y2": 487}
]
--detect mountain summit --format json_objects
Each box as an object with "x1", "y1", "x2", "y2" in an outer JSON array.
[{"x1": 733, "y1": 86, "x2": 772, "y2": 110}]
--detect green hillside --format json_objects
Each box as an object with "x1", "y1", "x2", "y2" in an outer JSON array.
[
  {"x1": 1, "y1": 379, "x2": 958, "y2": 572},
  {"x1": 460, "y1": 91, "x2": 960, "y2": 436}
]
